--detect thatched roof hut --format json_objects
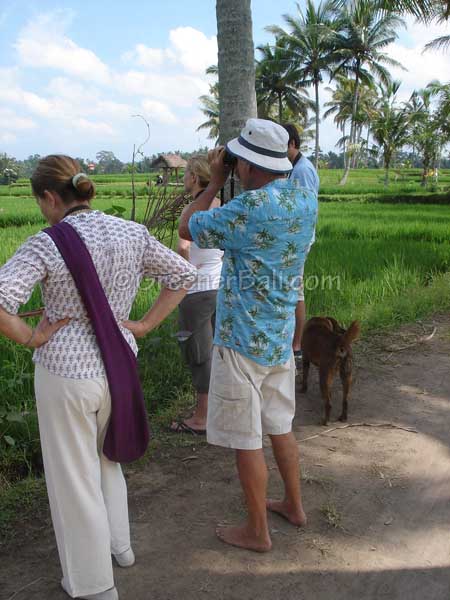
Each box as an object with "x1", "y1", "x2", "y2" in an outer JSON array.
[{"x1": 151, "y1": 154, "x2": 187, "y2": 184}]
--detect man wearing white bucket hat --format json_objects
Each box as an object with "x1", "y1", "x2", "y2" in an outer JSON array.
[{"x1": 179, "y1": 118, "x2": 318, "y2": 552}]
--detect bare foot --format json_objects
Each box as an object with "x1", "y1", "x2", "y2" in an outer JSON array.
[
  {"x1": 169, "y1": 417, "x2": 206, "y2": 434},
  {"x1": 266, "y1": 499, "x2": 307, "y2": 527},
  {"x1": 216, "y1": 524, "x2": 272, "y2": 552},
  {"x1": 183, "y1": 416, "x2": 206, "y2": 430}
]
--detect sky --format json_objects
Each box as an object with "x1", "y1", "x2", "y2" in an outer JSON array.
[{"x1": 0, "y1": 0, "x2": 449, "y2": 161}]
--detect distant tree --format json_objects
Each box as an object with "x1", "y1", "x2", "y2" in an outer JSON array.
[
  {"x1": 404, "y1": 84, "x2": 450, "y2": 185},
  {"x1": 0, "y1": 153, "x2": 19, "y2": 184},
  {"x1": 95, "y1": 151, "x2": 123, "y2": 174},
  {"x1": 19, "y1": 154, "x2": 41, "y2": 177},
  {"x1": 75, "y1": 157, "x2": 90, "y2": 172},
  {"x1": 0, "y1": 153, "x2": 15, "y2": 172},
  {"x1": 371, "y1": 80, "x2": 410, "y2": 184},
  {"x1": 323, "y1": 150, "x2": 345, "y2": 168}
]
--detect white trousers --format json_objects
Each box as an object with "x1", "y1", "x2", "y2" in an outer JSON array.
[{"x1": 34, "y1": 364, "x2": 130, "y2": 598}]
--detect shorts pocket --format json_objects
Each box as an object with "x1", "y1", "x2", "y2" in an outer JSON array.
[{"x1": 212, "y1": 382, "x2": 253, "y2": 434}]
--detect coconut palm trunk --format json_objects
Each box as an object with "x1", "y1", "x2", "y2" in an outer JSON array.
[
  {"x1": 216, "y1": 0, "x2": 257, "y2": 146},
  {"x1": 340, "y1": 67, "x2": 360, "y2": 185},
  {"x1": 314, "y1": 78, "x2": 320, "y2": 169},
  {"x1": 384, "y1": 161, "x2": 390, "y2": 186}
]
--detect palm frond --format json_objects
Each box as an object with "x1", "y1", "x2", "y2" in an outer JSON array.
[{"x1": 424, "y1": 34, "x2": 450, "y2": 52}]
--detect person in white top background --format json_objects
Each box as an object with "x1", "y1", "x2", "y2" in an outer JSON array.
[
  {"x1": 283, "y1": 124, "x2": 320, "y2": 372},
  {"x1": 0, "y1": 155, "x2": 196, "y2": 600},
  {"x1": 171, "y1": 156, "x2": 223, "y2": 434}
]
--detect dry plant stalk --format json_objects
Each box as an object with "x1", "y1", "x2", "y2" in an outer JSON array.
[{"x1": 143, "y1": 185, "x2": 190, "y2": 246}]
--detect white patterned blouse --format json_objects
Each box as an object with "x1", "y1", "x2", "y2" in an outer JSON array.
[{"x1": 0, "y1": 210, "x2": 197, "y2": 379}]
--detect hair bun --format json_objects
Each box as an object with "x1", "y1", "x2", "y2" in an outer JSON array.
[
  {"x1": 72, "y1": 172, "x2": 95, "y2": 200},
  {"x1": 72, "y1": 173, "x2": 88, "y2": 188}
]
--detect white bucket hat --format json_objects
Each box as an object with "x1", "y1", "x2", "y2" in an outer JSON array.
[{"x1": 226, "y1": 118, "x2": 292, "y2": 174}]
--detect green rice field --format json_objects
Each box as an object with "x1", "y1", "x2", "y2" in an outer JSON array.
[{"x1": 1, "y1": 168, "x2": 450, "y2": 491}]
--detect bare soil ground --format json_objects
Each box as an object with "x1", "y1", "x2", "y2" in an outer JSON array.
[{"x1": 2, "y1": 315, "x2": 450, "y2": 600}]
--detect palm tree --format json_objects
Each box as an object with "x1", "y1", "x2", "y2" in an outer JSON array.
[
  {"x1": 404, "y1": 85, "x2": 449, "y2": 184},
  {"x1": 266, "y1": 0, "x2": 341, "y2": 169},
  {"x1": 427, "y1": 80, "x2": 450, "y2": 119},
  {"x1": 334, "y1": 0, "x2": 405, "y2": 184},
  {"x1": 216, "y1": 0, "x2": 257, "y2": 146},
  {"x1": 378, "y1": 0, "x2": 450, "y2": 52},
  {"x1": 380, "y1": 0, "x2": 449, "y2": 21},
  {"x1": 324, "y1": 75, "x2": 377, "y2": 168},
  {"x1": 371, "y1": 80, "x2": 410, "y2": 184},
  {"x1": 255, "y1": 41, "x2": 315, "y2": 124},
  {"x1": 423, "y1": 3, "x2": 450, "y2": 52},
  {"x1": 197, "y1": 90, "x2": 220, "y2": 143}
]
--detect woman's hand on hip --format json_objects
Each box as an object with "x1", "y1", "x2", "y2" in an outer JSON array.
[
  {"x1": 29, "y1": 314, "x2": 70, "y2": 348},
  {"x1": 122, "y1": 319, "x2": 149, "y2": 339}
]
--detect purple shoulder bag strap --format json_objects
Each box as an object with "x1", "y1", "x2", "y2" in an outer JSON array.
[{"x1": 44, "y1": 220, "x2": 150, "y2": 463}]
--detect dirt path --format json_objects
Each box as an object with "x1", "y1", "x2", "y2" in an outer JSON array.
[{"x1": 2, "y1": 315, "x2": 450, "y2": 600}]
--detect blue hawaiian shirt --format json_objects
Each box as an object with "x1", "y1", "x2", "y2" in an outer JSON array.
[{"x1": 189, "y1": 178, "x2": 318, "y2": 366}]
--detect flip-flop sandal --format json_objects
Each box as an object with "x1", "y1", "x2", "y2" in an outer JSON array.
[{"x1": 169, "y1": 421, "x2": 206, "y2": 436}]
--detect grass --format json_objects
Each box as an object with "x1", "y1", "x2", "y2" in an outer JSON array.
[
  {"x1": 0, "y1": 168, "x2": 448, "y2": 228},
  {"x1": 1, "y1": 168, "x2": 450, "y2": 531},
  {"x1": 0, "y1": 476, "x2": 47, "y2": 546},
  {"x1": 321, "y1": 501, "x2": 342, "y2": 529}
]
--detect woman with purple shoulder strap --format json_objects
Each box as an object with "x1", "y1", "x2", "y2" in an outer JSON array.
[{"x1": 0, "y1": 156, "x2": 196, "y2": 600}]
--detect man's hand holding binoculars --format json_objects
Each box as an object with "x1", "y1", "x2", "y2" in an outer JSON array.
[{"x1": 207, "y1": 146, "x2": 235, "y2": 192}]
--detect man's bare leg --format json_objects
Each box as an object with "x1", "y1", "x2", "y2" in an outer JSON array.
[
  {"x1": 267, "y1": 432, "x2": 307, "y2": 526},
  {"x1": 292, "y1": 300, "x2": 306, "y2": 352},
  {"x1": 216, "y1": 448, "x2": 272, "y2": 552}
]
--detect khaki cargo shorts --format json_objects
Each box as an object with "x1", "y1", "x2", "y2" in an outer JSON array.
[{"x1": 207, "y1": 346, "x2": 296, "y2": 450}]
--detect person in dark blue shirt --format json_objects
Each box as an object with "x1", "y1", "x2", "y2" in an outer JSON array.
[{"x1": 283, "y1": 124, "x2": 319, "y2": 373}]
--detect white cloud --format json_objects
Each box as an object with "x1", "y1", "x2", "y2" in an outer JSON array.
[
  {"x1": 141, "y1": 99, "x2": 177, "y2": 124},
  {"x1": 123, "y1": 27, "x2": 217, "y2": 76},
  {"x1": 15, "y1": 11, "x2": 111, "y2": 85},
  {"x1": 400, "y1": 16, "x2": 450, "y2": 49},
  {"x1": 71, "y1": 118, "x2": 116, "y2": 136},
  {"x1": 168, "y1": 27, "x2": 217, "y2": 75},
  {"x1": 116, "y1": 70, "x2": 208, "y2": 107},
  {"x1": 0, "y1": 108, "x2": 36, "y2": 131},
  {"x1": 0, "y1": 133, "x2": 18, "y2": 144},
  {"x1": 122, "y1": 44, "x2": 169, "y2": 69},
  {"x1": 387, "y1": 42, "x2": 450, "y2": 100}
]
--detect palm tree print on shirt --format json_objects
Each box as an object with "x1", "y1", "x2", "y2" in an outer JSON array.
[
  {"x1": 253, "y1": 279, "x2": 270, "y2": 301},
  {"x1": 248, "y1": 305, "x2": 259, "y2": 319},
  {"x1": 268, "y1": 346, "x2": 285, "y2": 364},
  {"x1": 277, "y1": 190, "x2": 297, "y2": 213},
  {"x1": 249, "y1": 331, "x2": 270, "y2": 357},
  {"x1": 220, "y1": 315, "x2": 234, "y2": 342},
  {"x1": 247, "y1": 258, "x2": 264, "y2": 275},
  {"x1": 229, "y1": 213, "x2": 248, "y2": 232},
  {"x1": 224, "y1": 286, "x2": 234, "y2": 307},
  {"x1": 243, "y1": 194, "x2": 265, "y2": 210},
  {"x1": 282, "y1": 241, "x2": 299, "y2": 268},
  {"x1": 254, "y1": 229, "x2": 276, "y2": 250},
  {"x1": 288, "y1": 220, "x2": 302, "y2": 235},
  {"x1": 206, "y1": 228, "x2": 227, "y2": 247}
]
